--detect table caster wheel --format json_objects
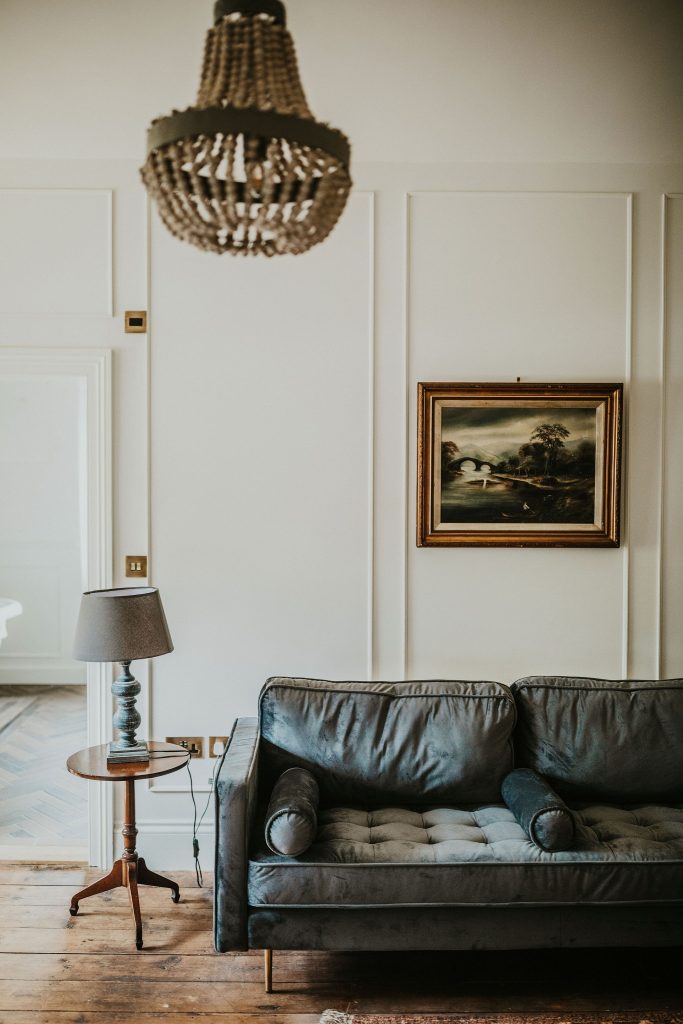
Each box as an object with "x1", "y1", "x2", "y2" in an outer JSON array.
[
  {"x1": 136, "y1": 938, "x2": 143, "y2": 950},
  {"x1": 69, "y1": 905, "x2": 78, "y2": 916},
  {"x1": 172, "y1": 891, "x2": 180, "y2": 904}
]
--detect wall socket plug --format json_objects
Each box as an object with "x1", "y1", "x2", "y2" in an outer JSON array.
[
  {"x1": 166, "y1": 736, "x2": 204, "y2": 758},
  {"x1": 209, "y1": 736, "x2": 230, "y2": 757}
]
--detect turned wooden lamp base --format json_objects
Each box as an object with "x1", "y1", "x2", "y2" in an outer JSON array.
[{"x1": 66, "y1": 742, "x2": 190, "y2": 950}]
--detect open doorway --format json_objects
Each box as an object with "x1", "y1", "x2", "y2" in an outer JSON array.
[
  {"x1": 0, "y1": 685, "x2": 87, "y2": 859},
  {"x1": 0, "y1": 349, "x2": 112, "y2": 864}
]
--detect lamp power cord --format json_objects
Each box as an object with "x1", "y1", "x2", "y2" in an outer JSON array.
[{"x1": 148, "y1": 737, "x2": 232, "y2": 887}]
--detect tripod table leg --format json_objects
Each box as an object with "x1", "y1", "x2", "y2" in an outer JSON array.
[
  {"x1": 137, "y1": 857, "x2": 180, "y2": 903},
  {"x1": 69, "y1": 859, "x2": 123, "y2": 916},
  {"x1": 127, "y1": 860, "x2": 143, "y2": 950}
]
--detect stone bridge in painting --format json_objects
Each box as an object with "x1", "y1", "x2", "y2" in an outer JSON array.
[{"x1": 448, "y1": 456, "x2": 498, "y2": 473}]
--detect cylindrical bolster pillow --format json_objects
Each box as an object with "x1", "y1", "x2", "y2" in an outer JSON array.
[
  {"x1": 502, "y1": 768, "x2": 576, "y2": 852},
  {"x1": 264, "y1": 767, "x2": 319, "y2": 856}
]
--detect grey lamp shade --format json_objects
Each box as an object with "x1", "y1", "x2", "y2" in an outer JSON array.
[{"x1": 73, "y1": 587, "x2": 173, "y2": 663}]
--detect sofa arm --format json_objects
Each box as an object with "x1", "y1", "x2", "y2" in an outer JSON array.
[{"x1": 213, "y1": 717, "x2": 259, "y2": 952}]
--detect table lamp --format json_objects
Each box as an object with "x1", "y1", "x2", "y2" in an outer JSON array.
[{"x1": 74, "y1": 587, "x2": 173, "y2": 764}]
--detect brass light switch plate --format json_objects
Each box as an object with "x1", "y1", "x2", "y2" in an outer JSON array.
[
  {"x1": 125, "y1": 311, "x2": 147, "y2": 333},
  {"x1": 125, "y1": 556, "x2": 148, "y2": 578}
]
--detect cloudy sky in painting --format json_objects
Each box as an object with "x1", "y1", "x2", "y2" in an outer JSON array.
[{"x1": 440, "y1": 404, "x2": 597, "y2": 458}]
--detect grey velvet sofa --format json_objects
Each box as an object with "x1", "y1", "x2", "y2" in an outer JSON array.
[{"x1": 214, "y1": 675, "x2": 683, "y2": 990}]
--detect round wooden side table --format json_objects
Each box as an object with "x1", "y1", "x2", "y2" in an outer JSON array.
[{"x1": 66, "y1": 741, "x2": 191, "y2": 950}]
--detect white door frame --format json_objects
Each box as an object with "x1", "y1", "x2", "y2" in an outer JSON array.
[{"x1": 0, "y1": 347, "x2": 113, "y2": 867}]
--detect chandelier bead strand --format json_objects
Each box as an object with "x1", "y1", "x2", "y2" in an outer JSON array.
[{"x1": 142, "y1": 0, "x2": 350, "y2": 256}]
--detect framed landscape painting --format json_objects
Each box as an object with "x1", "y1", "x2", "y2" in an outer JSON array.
[{"x1": 417, "y1": 382, "x2": 623, "y2": 547}]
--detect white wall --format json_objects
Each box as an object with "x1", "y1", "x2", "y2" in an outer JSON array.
[
  {"x1": 0, "y1": 0, "x2": 682, "y2": 866},
  {"x1": 0, "y1": 374, "x2": 86, "y2": 683},
  {"x1": 662, "y1": 194, "x2": 683, "y2": 678},
  {"x1": 1, "y1": 1, "x2": 681, "y2": 165}
]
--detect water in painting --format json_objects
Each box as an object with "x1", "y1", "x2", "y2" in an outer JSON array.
[{"x1": 438, "y1": 404, "x2": 599, "y2": 526}]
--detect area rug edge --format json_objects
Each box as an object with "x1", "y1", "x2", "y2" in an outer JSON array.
[{"x1": 319, "y1": 1013, "x2": 682, "y2": 1024}]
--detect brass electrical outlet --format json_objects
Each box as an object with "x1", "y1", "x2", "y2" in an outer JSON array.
[
  {"x1": 166, "y1": 736, "x2": 204, "y2": 758},
  {"x1": 209, "y1": 736, "x2": 230, "y2": 757},
  {"x1": 125, "y1": 556, "x2": 148, "y2": 578},
  {"x1": 125, "y1": 311, "x2": 147, "y2": 333}
]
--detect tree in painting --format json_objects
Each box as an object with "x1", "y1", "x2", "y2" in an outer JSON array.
[
  {"x1": 530, "y1": 423, "x2": 570, "y2": 475},
  {"x1": 441, "y1": 441, "x2": 460, "y2": 479}
]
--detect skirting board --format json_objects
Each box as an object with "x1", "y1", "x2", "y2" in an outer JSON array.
[
  {"x1": 0, "y1": 665, "x2": 87, "y2": 686},
  {"x1": 0, "y1": 843, "x2": 88, "y2": 863},
  {"x1": 113, "y1": 821, "x2": 214, "y2": 872}
]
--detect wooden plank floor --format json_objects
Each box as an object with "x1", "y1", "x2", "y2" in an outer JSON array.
[{"x1": 0, "y1": 864, "x2": 682, "y2": 1023}]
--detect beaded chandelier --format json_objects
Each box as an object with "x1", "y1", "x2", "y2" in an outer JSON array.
[{"x1": 141, "y1": 0, "x2": 352, "y2": 257}]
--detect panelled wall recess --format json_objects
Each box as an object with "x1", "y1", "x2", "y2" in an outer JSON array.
[{"x1": 141, "y1": 0, "x2": 352, "y2": 257}]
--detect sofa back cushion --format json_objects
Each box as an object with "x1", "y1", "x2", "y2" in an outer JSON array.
[
  {"x1": 511, "y1": 676, "x2": 683, "y2": 803},
  {"x1": 258, "y1": 677, "x2": 516, "y2": 805}
]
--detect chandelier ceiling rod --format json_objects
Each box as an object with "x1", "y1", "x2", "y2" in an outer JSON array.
[{"x1": 213, "y1": 0, "x2": 287, "y2": 24}]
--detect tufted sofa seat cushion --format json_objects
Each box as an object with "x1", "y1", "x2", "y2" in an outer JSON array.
[{"x1": 247, "y1": 804, "x2": 683, "y2": 909}]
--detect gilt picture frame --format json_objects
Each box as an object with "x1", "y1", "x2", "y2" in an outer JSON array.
[{"x1": 417, "y1": 382, "x2": 623, "y2": 548}]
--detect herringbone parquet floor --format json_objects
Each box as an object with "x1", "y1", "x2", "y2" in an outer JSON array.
[{"x1": 0, "y1": 685, "x2": 87, "y2": 860}]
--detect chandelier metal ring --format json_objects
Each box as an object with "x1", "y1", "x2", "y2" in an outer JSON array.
[{"x1": 147, "y1": 108, "x2": 351, "y2": 169}]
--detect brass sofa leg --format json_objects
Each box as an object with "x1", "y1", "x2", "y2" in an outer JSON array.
[{"x1": 264, "y1": 948, "x2": 272, "y2": 993}]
